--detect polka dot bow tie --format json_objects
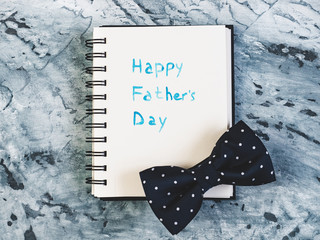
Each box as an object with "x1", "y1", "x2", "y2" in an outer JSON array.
[{"x1": 139, "y1": 120, "x2": 276, "y2": 235}]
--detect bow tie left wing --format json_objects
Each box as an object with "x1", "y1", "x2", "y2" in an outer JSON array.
[{"x1": 140, "y1": 166, "x2": 203, "y2": 235}]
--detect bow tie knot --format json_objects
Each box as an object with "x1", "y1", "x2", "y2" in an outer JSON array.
[{"x1": 192, "y1": 159, "x2": 221, "y2": 193}]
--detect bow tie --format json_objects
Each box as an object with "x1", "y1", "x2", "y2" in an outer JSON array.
[{"x1": 139, "y1": 120, "x2": 276, "y2": 234}]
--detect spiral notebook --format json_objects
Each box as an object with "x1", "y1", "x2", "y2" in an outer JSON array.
[{"x1": 85, "y1": 25, "x2": 234, "y2": 199}]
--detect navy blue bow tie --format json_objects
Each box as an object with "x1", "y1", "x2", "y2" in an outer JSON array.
[{"x1": 140, "y1": 121, "x2": 276, "y2": 234}]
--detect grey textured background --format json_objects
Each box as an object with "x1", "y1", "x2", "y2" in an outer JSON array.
[{"x1": 0, "y1": 0, "x2": 319, "y2": 239}]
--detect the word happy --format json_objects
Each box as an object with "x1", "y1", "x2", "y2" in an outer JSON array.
[{"x1": 132, "y1": 58, "x2": 183, "y2": 78}]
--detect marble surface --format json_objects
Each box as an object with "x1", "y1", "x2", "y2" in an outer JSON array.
[{"x1": 0, "y1": 0, "x2": 319, "y2": 239}]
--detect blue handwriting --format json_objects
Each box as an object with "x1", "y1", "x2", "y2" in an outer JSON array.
[
  {"x1": 133, "y1": 111, "x2": 167, "y2": 132},
  {"x1": 132, "y1": 58, "x2": 183, "y2": 78},
  {"x1": 133, "y1": 86, "x2": 195, "y2": 102}
]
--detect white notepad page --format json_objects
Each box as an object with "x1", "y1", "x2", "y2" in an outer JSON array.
[{"x1": 91, "y1": 25, "x2": 233, "y2": 198}]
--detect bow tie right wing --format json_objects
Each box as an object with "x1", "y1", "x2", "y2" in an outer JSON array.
[
  {"x1": 207, "y1": 121, "x2": 276, "y2": 186},
  {"x1": 140, "y1": 166, "x2": 203, "y2": 234}
]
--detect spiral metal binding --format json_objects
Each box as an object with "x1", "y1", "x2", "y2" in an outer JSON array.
[
  {"x1": 85, "y1": 37, "x2": 108, "y2": 186},
  {"x1": 85, "y1": 122, "x2": 107, "y2": 129},
  {"x1": 85, "y1": 66, "x2": 106, "y2": 74},
  {"x1": 85, "y1": 80, "x2": 107, "y2": 88},
  {"x1": 86, "y1": 137, "x2": 107, "y2": 143},
  {"x1": 85, "y1": 94, "x2": 107, "y2": 101},
  {"x1": 85, "y1": 38, "x2": 106, "y2": 48},
  {"x1": 86, "y1": 150, "x2": 107, "y2": 157},
  {"x1": 86, "y1": 108, "x2": 107, "y2": 115},
  {"x1": 85, "y1": 52, "x2": 107, "y2": 61},
  {"x1": 86, "y1": 165, "x2": 107, "y2": 171},
  {"x1": 85, "y1": 177, "x2": 107, "y2": 185}
]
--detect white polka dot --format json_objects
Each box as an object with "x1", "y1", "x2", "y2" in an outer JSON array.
[
  {"x1": 217, "y1": 178, "x2": 221, "y2": 182},
  {"x1": 225, "y1": 140, "x2": 228, "y2": 143},
  {"x1": 201, "y1": 188, "x2": 204, "y2": 192},
  {"x1": 241, "y1": 129, "x2": 244, "y2": 132},
  {"x1": 271, "y1": 171, "x2": 274, "y2": 175},
  {"x1": 241, "y1": 172, "x2": 244, "y2": 175},
  {"x1": 143, "y1": 180, "x2": 146, "y2": 184},
  {"x1": 266, "y1": 151, "x2": 269, "y2": 155},
  {"x1": 252, "y1": 178, "x2": 255, "y2": 181},
  {"x1": 232, "y1": 182, "x2": 235, "y2": 184},
  {"x1": 260, "y1": 165, "x2": 263, "y2": 168},
  {"x1": 194, "y1": 177, "x2": 197, "y2": 181},
  {"x1": 226, "y1": 129, "x2": 229, "y2": 132},
  {"x1": 154, "y1": 186, "x2": 158, "y2": 190},
  {"x1": 171, "y1": 165, "x2": 174, "y2": 168},
  {"x1": 190, "y1": 209, "x2": 194, "y2": 213},
  {"x1": 149, "y1": 200, "x2": 152, "y2": 204},
  {"x1": 159, "y1": 218, "x2": 163, "y2": 222},
  {"x1": 174, "y1": 180, "x2": 177, "y2": 184},
  {"x1": 221, "y1": 172, "x2": 224, "y2": 176},
  {"x1": 176, "y1": 207, "x2": 180, "y2": 211},
  {"x1": 249, "y1": 160, "x2": 252, "y2": 163},
  {"x1": 205, "y1": 176, "x2": 209, "y2": 180},
  {"x1": 161, "y1": 174, "x2": 165, "y2": 177},
  {"x1": 236, "y1": 156, "x2": 239, "y2": 160},
  {"x1": 151, "y1": 168, "x2": 154, "y2": 171},
  {"x1": 252, "y1": 146, "x2": 256, "y2": 150},
  {"x1": 224, "y1": 154, "x2": 227, "y2": 158},
  {"x1": 239, "y1": 143, "x2": 242, "y2": 146},
  {"x1": 163, "y1": 205, "x2": 166, "y2": 209},
  {"x1": 191, "y1": 194, "x2": 195, "y2": 198},
  {"x1": 167, "y1": 192, "x2": 171, "y2": 196},
  {"x1": 191, "y1": 171, "x2": 195, "y2": 174},
  {"x1": 174, "y1": 221, "x2": 178, "y2": 225},
  {"x1": 198, "y1": 165, "x2": 201, "y2": 168},
  {"x1": 208, "y1": 161, "x2": 212, "y2": 164},
  {"x1": 212, "y1": 155, "x2": 216, "y2": 158},
  {"x1": 181, "y1": 169, "x2": 184, "y2": 173}
]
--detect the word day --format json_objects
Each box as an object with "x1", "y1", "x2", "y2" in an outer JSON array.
[{"x1": 133, "y1": 111, "x2": 167, "y2": 133}]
